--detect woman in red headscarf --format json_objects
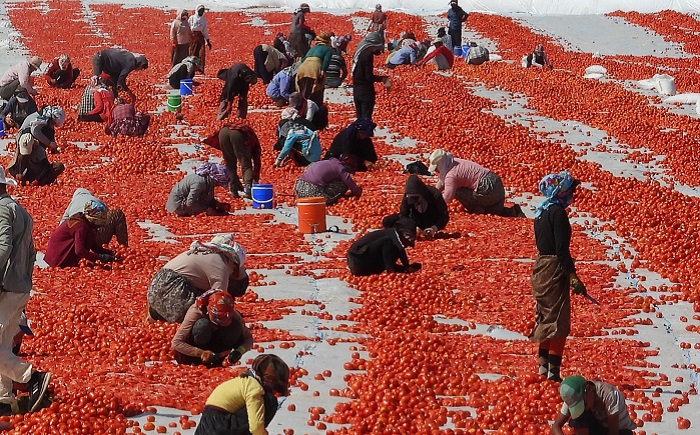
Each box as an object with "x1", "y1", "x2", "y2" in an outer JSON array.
[{"x1": 171, "y1": 289, "x2": 253, "y2": 366}]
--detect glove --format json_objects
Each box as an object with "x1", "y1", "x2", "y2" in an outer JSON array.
[
  {"x1": 207, "y1": 40, "x2": 212, "y2": 49},
  {"x1": 227, "y1": 346, "x2": 246, "y2": 364},
  {"x1": 98, "y1": 253, "x2": 115, "y2": 263},
  {"x1": 570, "y1": 276, "x2": 587, "y2": 295}
]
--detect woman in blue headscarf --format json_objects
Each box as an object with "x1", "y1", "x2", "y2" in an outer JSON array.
[
  {"x1": 529, "y1": 171, "x2": 587, "y2": 383},
  {"x1": 166, "y1": 163, "x2": 231, "y2": 216}
]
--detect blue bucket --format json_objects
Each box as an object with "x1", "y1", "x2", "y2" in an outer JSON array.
[
  {"x1": 462, "y1": 46, "x2": 470, "y2": 58},
  {"x1": 180, "y1": 78, "x2": 193, "y2": 96},
  {"x1": 453, "y1": 45, "x2": 462, "y2": 57},
  {"x1": 252, "y1": 183, "x2": 274, "y2": 209},
  {"x1": 0, "y1": 122, "x2": 4, "y2": 138}
]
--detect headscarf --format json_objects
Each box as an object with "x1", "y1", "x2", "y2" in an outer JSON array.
[
  {"x1": 196, "y1": 289, "x2": 235, "y2": 326},
  {"x1": 281, "y1": 107, "x2": 299, "y2": 120},
  {"x1": 83, "y1": 199, "x2": 109, "y2": 226},
  {"x1": 195, "y1": 162, "x2": 229, "y2": 186},
  {"x1": 42, "y1": 105, "x2": 66, "y2": 127},
  {"x1": 58, "y1": 54, "x2": 70, "y2": 70},
  {"x1": 315, "y1": 31, "x2": 331, "y2": 45},
  {"x1": 251, "y1": 354, "x2": 290, "y2": 396},
  {"x1": 347, "y1": 117, "x2": 376, "y2": 138},
  {"x1": 534, "y1": 171, "x2": 579, "y2": 218},
  {"x1": 428, "y1": 149, "x2": 455, "y2": 183},
  {"x1": 188, "y1": 233, "x2": 246, "y2": 268},
  {"x1": 352, "y1": 31, "x2": 385, "y2": 74}
]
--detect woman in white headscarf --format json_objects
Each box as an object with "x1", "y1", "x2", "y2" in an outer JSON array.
[
  {"x1": 147, "y1": 234, "x2": 249, "y2": 323},
  {"x1": 189, "y1": 4, "x2": 212, "y2": 72}
]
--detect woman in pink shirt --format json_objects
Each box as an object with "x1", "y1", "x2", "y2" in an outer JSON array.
[{"x1": 428, "y1": 148, "x2": 525, "y2": 217}]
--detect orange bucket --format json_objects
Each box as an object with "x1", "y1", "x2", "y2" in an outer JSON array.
[{"x1": 297, "y1": 197, "x2": 326, "y2": 234}]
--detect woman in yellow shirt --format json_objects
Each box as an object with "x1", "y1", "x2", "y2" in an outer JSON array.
[{"x1": 195, "y1": 354, "x2": 289, "y2": 435}]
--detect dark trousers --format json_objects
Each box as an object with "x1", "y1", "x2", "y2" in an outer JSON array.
[
  {"x1": 0, "y1": 80, "x2": 19, "y2": 101},
  {"x1": 449, "y1": 27, "x2": 462, "y2": 48},
  {"x1": 570, "y1": 410, "x2": 634, "y2": 435},
  {"x1": 195, "y1": 394, "x2": 278, "y2": 435},
  {"x1": 219, "y1": 128, "x2": 254, "y2": 192},
  {"x1": 354, "y1": 93, "x2": 376, "y2": 120},
  {"x1": 253, "y1": 46, "x2": 274, "y2": 85},
  {"x1": 77, "y1": 113, "x2": 103, "y2": 123}
]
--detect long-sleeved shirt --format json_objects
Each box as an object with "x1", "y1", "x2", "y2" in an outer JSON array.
[
  {"x1": 0, "y1": 61, "x2": 36, "y2": 94},
  {"x1": 289, "y1": 10, "x2": 310, "y2": 35},
  {"x1": 205, "y1": 376, "x2": 267, "y2": 435},
  {"x1": 171, "y1": 304, "x2": 253, "y2": 359},
  {"x1": 19, "y1": 112, "x2": 54, "y2": 148},
  {"x1": 260, "y1": 44, "x2": 287, "y2": 73},
  {"x1": 44, "y1": 214, "x2": 108, "y2": 267},
  {"x1": 447, "y1": 5, "x2": 468, "y2": 29},
  {"x1": 534, "y1": 204, "x2": 575, "y2": 274},
  {"x1": 266, "y1": 67, "x2": 295, "y2": 101},
  {"x1": 299, "y1": 158, "x2": 361, "y2": 196},
  {"x1": 44, "y1": 58, "x2": 76, "y2": 83},
  {"x1": 0, "y1": 96, "x2": 37, "y2": 127},
  {"x1": 399, "y1": 175, "x2": 449, "y2": 230},
  {"x1": 325, "y1": 127, "x2": 377, "y2": 171},
  {"x1": 352, "y1": 49, "x2": 384, "y2": 98},
  {"x1": 347, "y1": 228, "x2": 410, "y2": 272},
  {"x1": 436, "y1": 158, "x2": 489, "y2": 203},
  {"x1": 170, "y1": 10, "x2": 192, "y2": 44},
  {"x1": 325, "y1": 50, "x2": 347, "y2": 87},
  {"x1": 188, "y1": 12, "x2": 210, "y2": 40},
  {"x1": 277, "y1": 127, "x2": 321, "y2": 163},
  {"x1": 166, "y1": 173, "x2": 215, "y2": 216},
  {"x1": 87, "y1": 88, "x2": 114, "y2": 122},
  {"x1": 0, "y1": 194, "x2": 35, "y2": 294},
  {"x1": 421, "y1": 45, "x2": 454, "y2": 70},
  {"x1": 303, "y1": 44, "x2": 333, "y2": 72},
  {"x1": 93, "y1": 49, "x2": 146, "y2": 96},
  {"x1": 162, "y1": 249, "x2": 246, "y2": 292},
  {"x1": 388, "y1": 45, "x2": 417, "y2": 66}
]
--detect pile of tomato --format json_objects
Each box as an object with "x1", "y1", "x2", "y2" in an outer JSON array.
[{"x1": 0, "y1": 1, "x2": 697, "y2": 433}]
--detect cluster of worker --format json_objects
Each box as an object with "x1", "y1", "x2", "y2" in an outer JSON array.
[{"x1": 0, "y1": 1, "x2": 633, "y2": 434}]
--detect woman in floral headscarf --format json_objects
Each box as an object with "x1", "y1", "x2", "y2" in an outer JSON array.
[
  {"x1": 147, "y1": 234, "x2": 249, "y2": 323},
  {"x1": 529, "y1": 170, "x2": 586, "y2": 383},
  {"x1": 44, "y1": 199, "x2": 117, "y2": 267},
  {"x1": 45, "y1": 53, "x2": 80, "y2": 88},
  {"x1": 166, "y1": 163, "x2": 231, "y2": 217},
  {"x1": 171, "y1": 289, "x2": 253, "y2": 366}
]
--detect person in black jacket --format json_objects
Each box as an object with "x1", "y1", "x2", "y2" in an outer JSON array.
[
  {"x1": 91, "y1": 49, "x2": 148, "y2": 103},
  {"x1": 351, "y1": 32, "x2": 389, "y2": 120},
  {"x1": 530, "y1": 171, "x2": 586, "y2": 382},
  {"x1": 347, "y1": 218, "x2": 421, "y2": 276},
  {"x1": 382, "y1": 175, "x2": 449, "y2": 238},
  {"x1": 216, "y1": 63, "x2": 257, "y2": 121},
  {"x1": 324, "y1": 118, "x2": 377, "y2": 171}
]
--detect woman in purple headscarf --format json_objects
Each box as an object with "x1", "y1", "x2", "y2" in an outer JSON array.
[{"x1": 166, "y1": 163, "x2": 231, "y2": 216}]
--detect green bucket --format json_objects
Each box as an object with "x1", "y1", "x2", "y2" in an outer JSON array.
[{"x1": 167, "y1": 93, "x2": 181, "y2": 112}]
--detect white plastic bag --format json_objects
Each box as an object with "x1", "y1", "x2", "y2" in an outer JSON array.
[
  {"x1": 585, "y1": 65, "x2": 607, "y2": 75},
  {"x1": 664, "y1": 93, "x2": 700, "y2": 104},
  {"x1": 654, "y1": 74, "x2": 676, "y2": 96},
  {"x1": 521, "y1": 55, "x2": 528, "y2": 68}
]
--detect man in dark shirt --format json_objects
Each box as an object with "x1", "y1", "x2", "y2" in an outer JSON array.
[
  {"x1": 347, "y1": 218, "x2": 421, "y2": 276},
  {"x1": 351, "y1": 32, "x2": 388, "y2": 120},
  {"x1": 91, "y1": 49, "x2": 148, "y2": 103}
]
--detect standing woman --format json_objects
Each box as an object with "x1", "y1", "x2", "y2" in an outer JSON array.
[
  {"x1": 289, "y1": 3, "x2": 313, "y2": 59},
  {"x1": 351, "y1": 32, "x2": 389, "y2": 120},
  {"x1": 529, "y1": 171, "x2": 587, "y2": 382},
  {"x1": 189, "y1": 4, "x2": 212, "y2": 72},
  {"x1": 170, "y1": 9, "x2": 192, "y2": 66},
  {"x1": 367, "y1": 4, "x2": 387, "y2": 41},
  {"x1": 446, "y1": 0, "x2": 468, "y2": 49},
  {"x1": 195, "y1": 354, "x2": 289, "y2": 435}
]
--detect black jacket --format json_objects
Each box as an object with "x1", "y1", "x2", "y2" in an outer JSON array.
[
  {"x1": 325, "y1": 127, "x2": 377, "y2": 171},
  {"x1": 347, "y1": 229, "x2": 409, "y2": 275},
  {"x1": 399, "y1": 175, "x2": 449, "y2": 230}
]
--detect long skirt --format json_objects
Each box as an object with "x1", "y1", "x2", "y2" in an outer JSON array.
[
  {"x1": 147, "y1": 268, "x2": 200, "y2": 323},
  {"x1": 528, "y1": 255, "x2": 570, "y2": 343},
  {"x1": 190, "y1": 31, "x2": 206, "y2": 71},
  {"x1": 454, "y1": 171, "x2": 506, "y2": 215},
  {"x1": 295, "y1": 57, "x2": 324, "y2": 106},
  {"x1": 294, "y1": 179, "x2": 347, "y2": 205},
  {"x1": 172, "y1": 43, "x2": 189, "y2": 67}
]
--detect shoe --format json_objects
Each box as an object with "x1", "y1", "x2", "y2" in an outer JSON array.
[
  {"x1": 0, "y1": 403, "x2": 12, "y2": 416},
  {"x1": 513, "y1": 204, "x2": 526, "y2": 218},
  {"x1": 26, "y1": 371, "x2": 51, "y2": 412},
  {"x1": 243, "y1": 184, "x2": 252, "y2": 199}
]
